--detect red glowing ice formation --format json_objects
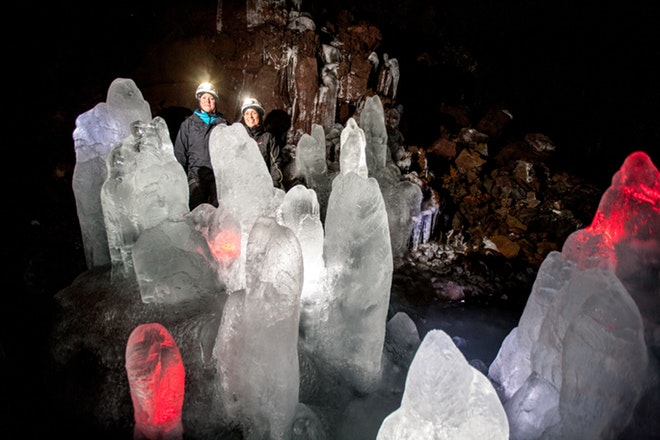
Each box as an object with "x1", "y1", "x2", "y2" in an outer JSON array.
[
  {"x1": 125, "y1": 323, "x2": 185, "y2": 440},
  {"x1": 587, "y1": 151, "x2": 660, "y2": 244},
  {"x1": 563, "y1": 151, "x2": 659, "y2": 268},
  {"x1": 208, "y1": 228, "x2": 242, "y2": 268}
]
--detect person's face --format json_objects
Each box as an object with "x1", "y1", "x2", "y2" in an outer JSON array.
[
  {"x1": 243, "y1": 108, "x2": 260, "y2": 128},
  {"x1": 386, "y1": 109, "x2": 400, "y2": 129},
  {"x1": 199, "y1": 93, "x2": 217, "y2": 113}
]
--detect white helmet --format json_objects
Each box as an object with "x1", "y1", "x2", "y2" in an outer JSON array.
[
  {"x1": 241, "y1": 97, "x2": 264, "y2": 116},
  {"x1": 195, "y1": 82, "x2": 219, "y2": 100}
]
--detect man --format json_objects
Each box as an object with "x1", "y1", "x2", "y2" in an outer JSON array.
[{"x1": 174, "y1": 82, "x2": 227, "y2": 209}]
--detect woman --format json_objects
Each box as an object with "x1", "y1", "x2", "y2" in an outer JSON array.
[
  {"x1": 174, "y1": 82, "x2": 227, "y2": 209},
  {"x1": 240, "y1": 97, "x2": 283, "y2": 189}
]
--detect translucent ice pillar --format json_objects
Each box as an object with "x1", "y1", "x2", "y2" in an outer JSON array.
[{"x1": 125, "y1": 323, "x2": 185, "y2": 440}]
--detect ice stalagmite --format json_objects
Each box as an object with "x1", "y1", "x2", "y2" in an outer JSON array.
[
  {"x1": 278, "y1": 185, "x2": 327, "y2": 364},
  {"x1": 323, "y1": 171, "x2": 392, "y2": 393},
  {"x1": 277, "y1": 184, "x2": 325, "y2": 302},
  {"x1": 377, "y1": 54, "x2": 399, "y2": 99},
  {"x1": 295, "y1": 123, "x2": 332, "y2": 221},
  {"x1": 490, "y1": 252, "x2": 648, "y2": 440},
  {"x1": 209, "y1": 123, "x2": 285, "y2": 291},
  {"x1": 214, "y1": 217, "x2": 303, "y2": 439},
  {"x1": 101, "y1": 117, "x2": 188, "y2": 280},
  {"x1": 489, "y1": 151, "x2": 658, "y2": 439},
  {"x1": 360, "y1": 95, "x2": 424, "y2": 259},
  {"x1": 126, "y1": 323, "x2": 185, "y2": 440},
  {"x1": 323, "y1": 177, "x2": 392, "y2": 394},
  {"x1": 360, "y1": 95, "x2": 388, "y2": 176},
  {"x1": 377, "y1": 330, "x2": 508, "y2": 440},
  {"x1": 382, "y1": 182, "x2": 424, "y2": 259},
  {"x1": 73, "y1": 78, "x2": 152, "y2": 269},
  {"x1": 308, "y1": 117, "x2": 393, "y2": 394},
  {"x1": 339, "y1": 118, "x2": 368, "y2": 178}
]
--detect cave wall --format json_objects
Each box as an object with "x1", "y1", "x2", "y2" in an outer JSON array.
[{"x1": 133, "y1": 1, "x2": 395, "y2": 144}]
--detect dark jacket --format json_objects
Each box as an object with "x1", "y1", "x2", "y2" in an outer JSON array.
[
  {"x1": 243, "y1": 123, "x2": 284, "y2": 188},
  {"x1": 174, "y1": 110, "x2": 226, "y2": 176},
  {"x1": 174, "y1": 110, "x2": 227, "y2": 208}
]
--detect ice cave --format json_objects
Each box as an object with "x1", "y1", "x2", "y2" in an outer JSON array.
[
  {"x1": 41, "y1": 78, "x2": 659, "y2": 439},
  {"x1": 6, "y1": 2, "x2": 660, "y2": 440}
]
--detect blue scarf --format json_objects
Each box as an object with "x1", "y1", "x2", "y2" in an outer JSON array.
[{"x1": 194, "y1": 109, "x2": 217, "y2": 125}]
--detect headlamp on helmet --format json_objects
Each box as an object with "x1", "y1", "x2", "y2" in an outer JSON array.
[
  {"x1": 196, "y1": 82, "x2": 219, "y2": 100},
  {"x1": 241, "y1": 97, "x2": 265, "y2": 116}
]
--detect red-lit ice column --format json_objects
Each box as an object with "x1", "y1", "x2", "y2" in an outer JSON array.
[
  {"x1": 563, "y1": 150, "x2": 660, "y2": 269},
  {"x1": 125, "y1": 323, "x2": 185, "y2": 440}
]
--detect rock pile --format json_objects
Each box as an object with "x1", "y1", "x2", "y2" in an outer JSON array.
[{"x1": 388, "y1": 107, "x2": 604, "y2": 304}]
